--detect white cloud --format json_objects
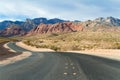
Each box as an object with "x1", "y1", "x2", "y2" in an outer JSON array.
[
  {"x1": 0, "y1": 0, "x2": 53, "y2": 19},
  {"x1": 0, "y1": 0, "x2": 120, "y2": 21}
]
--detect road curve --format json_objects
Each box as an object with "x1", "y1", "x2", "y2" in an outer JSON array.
[{"x1": 0, "y1": 42, "x2": 120, "y2": 80}]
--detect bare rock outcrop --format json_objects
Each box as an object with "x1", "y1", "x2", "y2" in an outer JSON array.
[{"x1": 27, "y1": 22, "x2": 83, "y2": 35}]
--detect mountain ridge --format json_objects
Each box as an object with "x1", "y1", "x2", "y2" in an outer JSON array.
[
  {"x1": 0, "y1": 18, "x2": 66, "y2": 30},
  {"x1": 0, "y1": 18, "x2": 66, "y2": 36},
  {"x1": 0, "y1": 17, "x2": 120, "y2": 37}
]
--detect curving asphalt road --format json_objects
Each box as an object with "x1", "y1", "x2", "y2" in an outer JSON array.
[{"x1": 0, "y1": 42, "x2": 120, "y2": 80}]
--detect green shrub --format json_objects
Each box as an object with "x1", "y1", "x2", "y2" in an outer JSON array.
[{"x1": 113, "y1": 42, "x2": 120, "y2": 49}]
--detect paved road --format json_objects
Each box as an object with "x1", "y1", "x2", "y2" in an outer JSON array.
[{"x1": 0, "y1": 42, "x2": 120, "y2": 80}]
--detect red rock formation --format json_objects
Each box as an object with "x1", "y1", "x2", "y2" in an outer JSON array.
[{"x1": 26, "y1": 22, "x2": 83, "y2": 36}]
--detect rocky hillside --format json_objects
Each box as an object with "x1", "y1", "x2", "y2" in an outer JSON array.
[
  {"x1": 26, "y1": 22, "x2": 83, "y2": 36},
  {"x1": 81, "y1": 17, "x2": 120, "y2": 28},
  {"x1": 0, "y1": 26, "x2": 26, "y2": 37},
  {"x1": 0, "y1": 18, "x2": 65, "y2": 30},
  {"x1": 79, "y1": 17, "x2": 120, "y2": 32},
  {"x1": 26, "y1": 17, "x2": 120, "y2": 36},
  {"x1": 0, "y1": 17, "x2": 120, "y2": 36},
  {"x1": 94, "y1": 17, "x2": 120, "y2": 26},
  {"x1": 21, "y1": 18, "x2": 65, "y2": 31},
  {"x1": 0, "y1": 21, "x2": 23, "y2": 30}
]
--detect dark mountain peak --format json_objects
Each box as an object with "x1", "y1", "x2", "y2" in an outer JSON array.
[
  {"x1": 2, "y1": 20, "x2": 13, "y2": 23},
  {"x1": 95, "y1": 17, "x2": 104, "y2": 22},
  {"x1": 25, "y1": 18, "x2": 32, "y2": 23},
  {"x1": 106, "y1": 16, "x2": 118, "y2": 22},
  {"x1": 33, "y1": 17, "x2": 47, "y2": 20},
  {"x1": 74, "y1": 20, "x2": 81, "y2": 22},
  {"x1": 106, "y1": 16, "x2": 116, "y2": 20},
  {"x1": 105, "y1": 17, "x2": 120, "y2": 26},
  {"x1": 14, "y1": 21, "x2": 23, "y2": 24},
  {"x1": 93, "y1": 17, "x2": 120, "y2": 26},
  {"x1": 32, "y1": 17, "x2": 47, "y2": 24},
  {"x1": 0, "y1": 21, "x2": 15, "y2": 30},
  {"x1": 48, "y1": 18, "x2": 65, "y2": 24}
]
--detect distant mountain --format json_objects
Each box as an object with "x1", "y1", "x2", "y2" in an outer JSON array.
[
  {"x1": 0, "y1": 26, "x2": 26, "y2": 37},
  {"x1": 47, "y1": 18, "x2": 65, "y2": 24},
  {"x1": 0, "y1": 21, "x2": 23, "y2": 30},
  {"x1": 78, "y1": 17, "x2": 120, "y2": 28},
  {"x1": 21, "y1": 18, "x2": 65, "y2": 31},
  {"x1": 0, "y1": 18, "x2": 65, "y2": 30},
  {"x1": 94, "y1": 17, "x2": 120, "y2": 26},
  {"x1": 0, "y1": 18, "x2": 65, "y2": 36}
]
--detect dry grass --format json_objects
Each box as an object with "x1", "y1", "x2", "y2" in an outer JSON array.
[
  {"x1": 0, "y1": 37, "x2": 18, "y2": 43},
  {"x1": 0, "y1": 37, "x2": 9, "y2": 43},
  {"x1": 23, "y1": 32, "x2": 120, "y2": 51}
]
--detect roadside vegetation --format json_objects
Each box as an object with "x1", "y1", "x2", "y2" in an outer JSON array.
[
  {"x1": 23, "y1": 32, "x2": 120, "y2": 51},
  {"x1": 0, "y1": 37, "x2": 19, "y2": 43},
  {"x1": 0, "y1": 37, "x2": 10, "y2": 43}
]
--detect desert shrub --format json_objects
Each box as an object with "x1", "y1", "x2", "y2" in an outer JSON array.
[
  {"x1": 38, "y1": 45, "x2": 49, "y2": 48},
  {"x1": 48, "y1": 33, "x2": 59, "y2": 37},
  {"x1": 23, "y1": 31, "x2": 120, "y2": 51},
  {"x1": 112, "y1": 42, "x2": 120, "y2": 49},
  {"x1": 71, "y1": 45, "x2": 82, "y2": 50},
  {"x1": 53, "y1": 40, "x2": 59, "y2": 43},
  {"x1": 50, "y1": 45, "x2": 61, "y2": 51},
  {"x1": 39, "y1": 40, "x2": 44, "y2": 43},
  {"x1": 23, "y1": 40, "x2": 31, "y2": 45}
]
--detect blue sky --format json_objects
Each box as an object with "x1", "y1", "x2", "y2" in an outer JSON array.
[{"x1": 0, "y1": 0, "x2": 120, "y2": 21}]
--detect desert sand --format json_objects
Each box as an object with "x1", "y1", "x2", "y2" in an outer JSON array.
[{"x1": 68, "y1": 49, "x2": 120, "y2": 61}]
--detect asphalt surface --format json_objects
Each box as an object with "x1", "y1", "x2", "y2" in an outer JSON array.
[{"x1": 0, "y1": 42, "x2": 120, "y2": 80}]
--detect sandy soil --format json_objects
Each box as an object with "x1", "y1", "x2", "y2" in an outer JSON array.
[
  {"x1": 16, "y1": 42, "x2": 54, "y2": 52},
  {"x1": 68, "y1": 49, "x2": 120, "y2": 61}
]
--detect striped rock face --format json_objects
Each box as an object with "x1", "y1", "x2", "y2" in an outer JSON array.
[{"x1": 26, "y1": 22, "x2": 83, "y2": 36}]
